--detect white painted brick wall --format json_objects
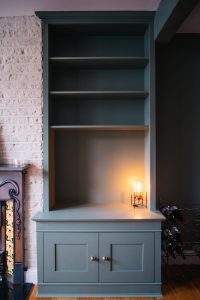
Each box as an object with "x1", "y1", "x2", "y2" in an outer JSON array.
[{"x1": 0, "y1": 15, "x2": 43, "y2": 282}]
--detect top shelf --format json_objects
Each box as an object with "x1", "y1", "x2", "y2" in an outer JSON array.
[{"x1": 49, "y1": 57, "x2": 149, "y2": 68}]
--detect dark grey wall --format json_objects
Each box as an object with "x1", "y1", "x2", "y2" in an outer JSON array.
[{"x1": 156, "y1": 34, "x2": 200, "y2": 208}]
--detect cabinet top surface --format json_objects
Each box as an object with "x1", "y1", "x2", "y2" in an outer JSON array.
[{"x1": 33, "y1": 204, "x2": 165, "y2": 222}]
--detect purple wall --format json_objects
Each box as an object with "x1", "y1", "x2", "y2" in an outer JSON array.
[
  {"x1": 178, "y1": 1, "x2": 200, "y2": 33},
  {"x1": 0, "y1": 0, "x2": 161, "y2": 17}
]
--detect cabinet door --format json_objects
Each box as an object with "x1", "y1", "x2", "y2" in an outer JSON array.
[
  {"x1": 99, "y1": 232, "x2": 154, "y2": 283},
  {"x1": 44, "y1": 232, "x2": 98, "y2": 282}
]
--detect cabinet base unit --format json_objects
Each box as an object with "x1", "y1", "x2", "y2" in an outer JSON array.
[{"x1": 34, "y1": 207, "x2": 164, "y2": 297}]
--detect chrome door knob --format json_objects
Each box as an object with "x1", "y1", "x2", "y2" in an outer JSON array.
[
  {"x1": 102, "y1": 256, "x2": 110, "y2": 261},
  {"x1": 90, "y1": 256, "x2": 98, "y2": 261}
]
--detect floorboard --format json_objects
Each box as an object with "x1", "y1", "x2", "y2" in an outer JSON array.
[{"x1": 28, "y1": 265, "x2": 200, "y2": 300}]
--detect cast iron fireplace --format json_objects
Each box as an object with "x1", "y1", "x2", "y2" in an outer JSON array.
[{"x1": 0, "y1": 165, "x2": 27, "y2": 284}]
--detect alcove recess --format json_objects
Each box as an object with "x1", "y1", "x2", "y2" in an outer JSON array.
[{"x1": 46, "y1": 20, "x2": 155, "y2": 212}]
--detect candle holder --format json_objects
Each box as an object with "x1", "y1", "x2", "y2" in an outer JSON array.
[{"x1": 131, "y1": 191, "x2": 147, "y2": 208}]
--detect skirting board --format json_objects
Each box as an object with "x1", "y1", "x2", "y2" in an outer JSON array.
[
  {"x1": 25, "y1": 268, "x2": 37, "y2": 284},
  {"x1": 37, "y1": 282, "x2": 162, "y2": 297}
]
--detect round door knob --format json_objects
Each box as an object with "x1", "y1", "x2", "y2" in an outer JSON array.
[
  {"x1": 102, "y1": 256, "x2": 110, "y2": 261},
  {"x1": 90, "y1": 256, "x2": 98, "y2": 261}
]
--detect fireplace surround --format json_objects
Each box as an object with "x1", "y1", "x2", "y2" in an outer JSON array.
[{"x1": 0, "y1": 165, "x2": 27, "y2": 285}]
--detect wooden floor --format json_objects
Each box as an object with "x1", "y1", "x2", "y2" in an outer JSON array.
[{"x1": 28, "y1": 265, "x2": 200, "y2": 300}]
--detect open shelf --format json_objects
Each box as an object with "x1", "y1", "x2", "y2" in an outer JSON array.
[
  {"x1": 49, "y1": 23, "x2": 148, "y2": 57},
  {"x1": 50, "y1": 67, "x2": 145, "y2": 91},
  {"x1": 52, "y1": 129, "x2": 146, "y2": 208},
  {"x1": 50, "y1": 91, "x2": 149, "y2": 99},
  {"x1": 49, "y1": 98, "x2": 147, "y2": 126},
  {"x1": 49, "y1": 57, "x2": 149, "y2": 68}
]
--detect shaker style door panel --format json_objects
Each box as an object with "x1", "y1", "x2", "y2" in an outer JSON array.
[
  {"x1": 44, "y1": 232, "x2": 98, "y2": 283},
  {"x1": 99, "y1": 232, "x2": 154, "y2": 283}
]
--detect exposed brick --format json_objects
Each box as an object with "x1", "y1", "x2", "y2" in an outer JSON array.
[{"x1": 0, "y1": 15, "x2": 43, "y2": 272}]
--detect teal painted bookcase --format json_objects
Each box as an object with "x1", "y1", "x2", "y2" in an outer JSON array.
[{"x1": 34, "y1": 12, "x2": 164, "y2": 297}]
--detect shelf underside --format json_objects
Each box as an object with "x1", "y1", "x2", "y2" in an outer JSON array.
[
  {"x1": 50, "y1": 91, "x2": 149, "y2": 99},
  {"x1": 50, "y1": 57, "x2": 149, "y2": 68}
]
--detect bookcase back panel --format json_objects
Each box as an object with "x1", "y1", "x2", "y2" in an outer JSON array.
[
  {"x1": 50, "y1": 68, "x2": 144, "y2": 91},
  {"x1": 49, "y1": 24, "x2": 147, "y2": 57},
  {"x1": 50, "y1": 98, "x2": 145, "y2": 126},
  {"x1": 54, "y1": 130, "x2": 145, "y2": 207}
]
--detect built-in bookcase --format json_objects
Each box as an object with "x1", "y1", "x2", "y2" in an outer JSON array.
[
  {"x1": 39, "y1": 12, "x2": 155, "y2": 211},
  {"x1": 34, "y1": 12, "x2": 163, "y2": 298}
]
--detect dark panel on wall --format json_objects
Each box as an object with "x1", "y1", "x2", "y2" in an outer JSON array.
[{"x1": 156, "y1": 34, "x2": 200, "y2": 207}]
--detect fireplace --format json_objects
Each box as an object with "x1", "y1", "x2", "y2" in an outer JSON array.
[{"x1": 0, "y1": 165, "x2": 27, "y2": 284}]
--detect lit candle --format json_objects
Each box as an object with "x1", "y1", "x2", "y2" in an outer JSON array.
[
  {"x1": 133, "y1": 180, "x2": 143, "y2": 196},
  {"x1": 135, "y1": 181, "x2": 142, "y2": 194}
]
